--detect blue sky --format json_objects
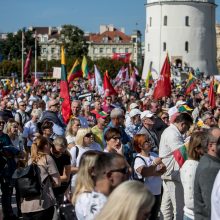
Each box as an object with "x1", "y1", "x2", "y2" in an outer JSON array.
[{"x1": 0, "y1": 0, "x2": 220, "y2": 37}]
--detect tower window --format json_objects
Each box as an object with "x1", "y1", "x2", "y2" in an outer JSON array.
[
  {"x1": 164, "y1": 16, "x2": 167, "y2": 26},
  {"x1": 149, "y1": 17, "x2": 152, "y2": 26},
  {"x1": 185, "y1": 41, "x2": 189, "y2": 52},
  {"x1": 163, "y1": 42, "x2": 166, "y2": 51},
  {"x1": 185, "y1": 16, "x2": 189, "y2": 26}
]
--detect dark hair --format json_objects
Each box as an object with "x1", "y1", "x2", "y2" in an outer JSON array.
[
  {"x1": 174, "y1": 112, "x2": 193, "y2": 124},
  {"x1": 41, "y1": 120, "x2": 53, "y2": 132},
  {"x1": 104, "y1": 127, "x2": 121, "y2": 141},
  {"x1": 93, "y1": 153, "x2": 125, "y2": 181}
]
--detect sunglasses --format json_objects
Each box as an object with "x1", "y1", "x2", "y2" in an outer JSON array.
[
  {"x1": 110, "y1": 167, "x2": 129, "y2": 175},
  {"x1": 0, "y1": 121, "x2": 5, "y2": 124},
  {"x1": 85, "y1": 133, "x2": 93, "y2": 138},
  {"x1": 161, "y1": 116, "x2": 169, "y2": 120}
]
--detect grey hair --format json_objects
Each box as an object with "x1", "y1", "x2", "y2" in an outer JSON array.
[{"x1": 110, "y1": 108, "x2": 124, "y2": 118}]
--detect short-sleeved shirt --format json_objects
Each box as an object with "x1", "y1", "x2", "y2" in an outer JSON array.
[
  {"x1": 134, "y1": 153, "x2": 162, "y2": 195},
  {"x1": 22, "y1": 120, "x2": 38, "y2": 147},
  {"x1": 75, "y1": 191, "x2": 107, "y2": 220},
  {"x1": 51, "y1": 153, "x2": 71, "y2": 196},
  {"x1": 21, "y1": 155, "x2": 59, "y2": 213}
]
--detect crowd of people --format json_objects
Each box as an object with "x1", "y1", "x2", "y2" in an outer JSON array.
[{"x1": 0, "y1": 75, "x2": 220, "y2": 220}]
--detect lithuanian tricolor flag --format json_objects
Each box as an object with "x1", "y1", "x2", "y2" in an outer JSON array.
[
  {"x1": 67, "y1": 59, "x2": 83, "y2": 83},
  {"x1": 173, "y1": 145, "x2": 188, "y2": 168},
  {"x1": 60, "y1": 46, "x2": 71, "y2": 124},
  {"x1": 81, "y1": 56, "x2": 89, "y2": 78},
  {"x1": 185, "y1": 72, "x2": 196, "y2": 94}
]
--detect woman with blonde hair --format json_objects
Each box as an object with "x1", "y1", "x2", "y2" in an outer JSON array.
[
  {"x1": 70, "y1": 128, "x2": 102, "y2": 191},
  {"x1": 20, "y1": 136, "x2": 60, "y2": 220},
  {"x1": 95, "y1": 181, "x2": 155, "y2": 220},
  {"x1": 65, "y1": 117, "x2": 81, "y2": 148},
  {"x1": 72, "y1": 151, "x2": 103, "y2": 219}
]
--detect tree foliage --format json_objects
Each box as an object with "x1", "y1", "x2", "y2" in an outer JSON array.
[
  {"x1": 61, "y1": 24, "x2": 88, "y2": 58},
  {"x1": 0, "y1": 29, "x2": 40, "y2": 60}
]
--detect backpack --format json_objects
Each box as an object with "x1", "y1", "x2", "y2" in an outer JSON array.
[
  {"x1": 12, "y1": 163, "x2": 42, "y2": 199},
  {"x1": 58, "y1": 202, "x2": 78, "y2": 220},
  {"x1": 131, "y1": 156, "x2": 147, "y2": 183}
]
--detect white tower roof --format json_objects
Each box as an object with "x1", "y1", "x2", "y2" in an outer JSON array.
[{"x1": 147, "y1": 0, "x2": 215, "y2": 4}]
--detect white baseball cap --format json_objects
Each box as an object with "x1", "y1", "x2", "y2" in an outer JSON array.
[
  {"x1": 140, "y1": 110, "x2": 154, "y2": 120},
  {"x1": 176, "y1": 100, "x2": 186, "y2": 107},
  {"x1": 129, "y1": 109, "x2": 141, "y2": 118}
]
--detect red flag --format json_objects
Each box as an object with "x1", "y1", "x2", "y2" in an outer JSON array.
[
  {"x1": 153, "y1": 54, "x2": 171, "y2": 100},
  {"x1": 24, "y1": 49, "x2": 32, "y2": 80},
  {"x1": 208, "y1": 79, "x2": 216, "y2": 109},
  {"x1": 60, "y1": 46, "x2": 71, "y2": 124},
  {"x1": 103, "y1": 71, "x2": 117, "y2": 97},
  {"x1": 112, "y1": 53, "x2": 131, "y2": 63}
]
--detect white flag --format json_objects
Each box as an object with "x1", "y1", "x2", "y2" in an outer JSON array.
[{"x1": 94, "y1": 65, "x2": 104, "y2": 96}]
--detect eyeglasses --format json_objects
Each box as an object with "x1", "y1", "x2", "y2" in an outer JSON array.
[
  {"x1": 111, "y1": 136, "x2": 121, "y2": 141},
  {"x1": 0, "y1": 121, "x2": 5, "y2": 124},
  {"x1": 110, "y1": 167, "x2": 129, "y2": 175},
  {"x1": 161, "y1": 116, "x2": 169, "y2": 120}
]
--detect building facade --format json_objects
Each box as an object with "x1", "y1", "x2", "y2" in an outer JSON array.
[
  {"x1": 86, "y1": 24, "x2": 142, "y2": 67},
  {"x1": 29, "y1": 26, "x2": 62, "y2": 61},
  {"x1": 142, "y1": 0, "x2": 218, "y2": 79},
  {"x1": 216, "y1": 24, "x2": 220, "y2": 73}
]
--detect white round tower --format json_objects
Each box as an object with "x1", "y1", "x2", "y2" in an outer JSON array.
[{"x1": 142, "y1": 0, "x2": 218, "y2": 79}]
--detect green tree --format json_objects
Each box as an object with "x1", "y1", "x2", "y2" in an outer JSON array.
[
  {"x1": 0, "y1": 29, "x2": 40, "y2": 60},
  {"x1": 61, "y1": 24, "x2": 88, "y2": 58}
]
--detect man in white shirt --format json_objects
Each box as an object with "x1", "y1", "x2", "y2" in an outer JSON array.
[{"x1": 159, "y1": 112, "x2": 193, "y2": 220}]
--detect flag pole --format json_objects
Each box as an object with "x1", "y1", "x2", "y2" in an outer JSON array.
[
  {"x1": 35, "y1": 31, "x2": 37, "y2": 82},
  {"x1": 21, "y1": 31, "x2": 24, "y2": 82}
]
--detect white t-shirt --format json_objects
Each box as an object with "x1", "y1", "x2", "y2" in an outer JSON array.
[
  {"x1": 75, "y1": 191, "x2": 107, "y2": 220},
  {"x1": 66, "y1": 135, "x2": 76, "y2": 145},
  {"x1": 22, "y1": 120, "x2": 38, "y2": 147},
  {"x1": 211, "y1": 170, "x2": 220, "y2": 220},
  {"x1": 180, "y1": 159, "x2": 199, "y2": 219},
  {"x1": 70, "y1": 143, "x2": 102, "y2": 187},
  {"x1": 134, "y1": 153, "x2": 162, "y2": 195}
]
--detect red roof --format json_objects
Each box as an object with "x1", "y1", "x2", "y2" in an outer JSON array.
[{"x1": 89, "y1": 29, "x2": 131, "y2": 43}]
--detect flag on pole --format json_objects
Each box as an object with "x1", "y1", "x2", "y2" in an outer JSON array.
[
  {"x1": 146, "y1": 62, "x2": 153, "y2": 89},
  {"x1": 208, "y1": 78, "x2": 216, "y2": 109},
  {"x1": 60, "y1": 46, "x2": 71, "y2": 124},
  {"x1": 81, "y1": 56, "x2": 89, "y2": 78},
  {"x1": 185, "y1": 72, "x2": 196, "y2": 94},
  {"x1": 94, "y1": 65, "x2": 104, "y2": 96},
  {"x1": 129, "y1": 71, "x2": 138, "y2": 91},
  {"x1": 153, "y1": 54, "x2": 171, "y2": 100},
  {"x1": 67, "y1": 59, "x2": 83, "y2": 83},
  {"x1": 103, "y1": 71, "x2": 117, "y2": 97},
  {"x1": 24, "y1": 49, "x2": 32, "y2": 80}
]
